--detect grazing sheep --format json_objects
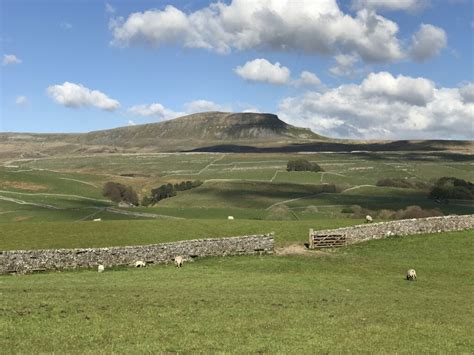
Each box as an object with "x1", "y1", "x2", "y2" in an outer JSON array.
[
  {"x1": 134, "y1": 260, "x2": 146, "y2": 268},
  {"x1": 228, "y1": 216, "x2": 234, "y2": 220},
  {"x1": 93, "y1": 218, "x2": 102, "y2": 222},
  {"x1": 406, "y1": 269, "x2": 417, "y2": 281},
  {"x1": 174, "y1": 256, "x2": 184, "y2": 268},
  {"x1": 97, "y1": 264, "x2": 105, "y2": 273},
  {"x1": 365, "y1": 215, "x2": 373, "y2": 223}
]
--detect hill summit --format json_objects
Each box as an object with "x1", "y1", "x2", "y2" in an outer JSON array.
[{"x1": 76, "y1": 111, "x2": 324, "y2": 149}]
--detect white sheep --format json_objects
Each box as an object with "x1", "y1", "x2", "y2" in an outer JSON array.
[
  {"x1": 93, "y1": 218, "x2": 102, "y2": 222},
  {"x1": 134, "y1": 260, "x2": 146, "y2": 268},
  {"x1": 228, "y1": 216, "x2": 234, "y2": 220},
  {"x1": 175, "y1": 256, "x2": 184, "y2": 268},
  {"x1": 365, "y1": 215, "x2": 373, "y2": 223},
  {"x1": 97, "y1": 264, "x2": 105, "y2": 273},
  {"x1": 406, "y1": 269, "x2": 417, "y2": 281}
]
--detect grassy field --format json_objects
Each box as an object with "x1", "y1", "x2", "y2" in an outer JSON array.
[
  {"x1": 1, "y1": 230, "x2": 472, "y2": 353},
  {"x1": 0, "y1": 218, "x2": 360, "y2": 250},
  {"x1": 0, "y1": 151, "x2": 472, "y2": 223}
]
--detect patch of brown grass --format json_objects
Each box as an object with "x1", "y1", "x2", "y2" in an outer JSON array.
[
  {"x1": 13, "y1": 216, "x2": 32, "y2": 222},
  {"x1": 1, "y1": 181, "x2": 48, "y2": 191}
]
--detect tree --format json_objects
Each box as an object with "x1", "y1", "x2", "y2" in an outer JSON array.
[
  {"x1": 102, "y1": 182, "x2": 139, "y2": 206},
  {"x1": 286, "y1": 159, "x2": 323, "y2": 172},
  {"x1": 429, "y1": 177, "x2": 473, "y2": 200}
]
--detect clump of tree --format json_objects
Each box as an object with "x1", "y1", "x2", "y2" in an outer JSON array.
[
  {"x1": 429, "y1": 177, "x2": 473, "y2": 201},
  {"x1": 103, "y1": 182, "x2": 139, "y2": 206},
  {"x1": 142, "y1": 180, "x2": 203, "y2": 206},
  {"x1": 286, "y1": 159, "x2": 323, "y2": 172}
]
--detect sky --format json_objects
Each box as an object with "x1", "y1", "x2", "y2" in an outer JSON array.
[{"x1": 1, "y1": 0, "x2": 473, "y2": 140}]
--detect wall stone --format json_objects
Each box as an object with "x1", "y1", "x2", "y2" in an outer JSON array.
[
  {"x1": 310, "y1": 215, "x2": 474, "y2": 248},
  {"x1": 0, "y1": 234, "x2": 274, "y2": 274}
]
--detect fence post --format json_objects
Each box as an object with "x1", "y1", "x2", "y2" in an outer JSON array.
[{"x1": 309, "y1": 228, "x2": 314, "y2": 248}]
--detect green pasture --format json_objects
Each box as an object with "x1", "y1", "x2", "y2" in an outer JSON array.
[
  {"x1": 1, "y1": 230, "x2": 472, "y2": 353},
  {"x1": 0, "y1": 218, "x2": 359, "y2": 250},
  {"x1": 0, "y1": 152, "x2": 472, "y2": 223}
]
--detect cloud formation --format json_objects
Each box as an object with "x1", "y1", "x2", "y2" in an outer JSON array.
[
  {"x1": 235, "y1": 58, "x2": 290, "y2": 85},
  {"x1": 278, "y1": 72, "x2": 473, "y2": 140},
  {"x1": 351, "y1": 0, "x2": 429, "y2": 12},
  {"x1": 128, "y1": 103, "x2": 180, "y2": 119},
  {"x1": 184, "y1": 99, "x2": 229, "y2": 113},
  {"x1": 47, "y1": 82, "x2": 120, "y2": 111},
  {"x1": 110, "y1": 0, "x2": 410, "y2": 63},
  {"x1": 3, "y1": 54, "x2": 22, "y2": 65},
  {"x1": 329, "y1": 54, "x2": 360, "y2": 77},
  {"x1": 15, "y1": 96, "x2": 29, "y2": 107},
  {"x1": 128, "y1": 99, "x2": 229, "y2": 120},
  {"x1": 295, "y1": 71, "x2": 321, "y2": 87},
  {"x1": 410, "y1": 24, "x2": 447, "y2": 62}
]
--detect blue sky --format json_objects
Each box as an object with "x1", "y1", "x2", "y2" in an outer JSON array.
[{"x1": 1, "y1": 0, "x2": 473, "y2": 139}]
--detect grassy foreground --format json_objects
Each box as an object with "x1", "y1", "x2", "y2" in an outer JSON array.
[
  {"x1": 0, "y1": 218, "x2": 359, "y2": 250},
  {"x1": 1, "y1": 230, "x2": 473, "y2": 353}
]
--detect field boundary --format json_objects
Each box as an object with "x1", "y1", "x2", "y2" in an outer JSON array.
[
  {"x1": 0, "y1": 234, "x2": 274, "y2": 274},
  {"x1": 309, "y1": 215, "x2": 474, "y2": 248}
]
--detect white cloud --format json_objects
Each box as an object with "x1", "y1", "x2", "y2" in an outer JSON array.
[
  {"x1": 15, "y1": 96, "x2": 29, "y2": 107},
  {"x1": 410, "y1": 24, "x2": 447, "y2": 62},
  {"x1": 60, "y1": 22, "x2": 72, "y2": 30},
  {"x1": 128, "y1": 103, "x2": 181, "y2": 119},
  {"x1": 184, "y1": 99, "x2": 229, "y2": 113},
  {"x1": 127, "y1": 120, "x2": 136, "y2": 126},
  {"x1": 329, "y1": 53, "x2": 360, "y2": 77},
  {"x1": 361, "y1": 72, "x2": 435, "y2": 106},
  {"x1": 128, "y1": 99, "x2": 230, "y2": 120},
  {"x1": 459, "y1": 83, "x2": 474, "y2": 103},
  {"x1": 110, "y1": 0, "x2": 407, "y2": 63},
  {"x1": 47, "y1": 82, "x2": 120, "y2": 111},
  {"x1": 3, "y1": 54, "x2": 21, "y2": 65},
  {"x1": 278, "y1": 73, "x2": 473, "y2": 140},
  {"x1": 106, "y1": 3, "x2": 116, "y2": 14},
  {"x1": 295, "y1": 71, "x2": 321, "y2": 87},
  {"x1": 242, "y1": 107, "x2": 261, "y2": 113},
  {"x1": 351, "y1": 0, "x2": 429, "y2": 12},
  {"x1": 235, "y1": 58, "x2": 290, "y2": 85}
]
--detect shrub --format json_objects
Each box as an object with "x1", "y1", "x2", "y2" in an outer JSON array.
[
  {"x1": 341, "y1": 207, "x2": 354, "y2": 214},
  {"x1": 376, "y1": 178, "x2": 413, "y2": 189},
  {"x1": 287, "y1": 159, "x2": 323, "y2": 172},
  {"x1": 377, "y1": 209, "x2": 396, "y2": 219},
  {"x1": 429, "y1": 177, "x2": 474, "y2": 200},
  {"x1": 103, "y1": 182, "x2": 139, "y2": 206},
  {"x1": 395, "y1": 205, "x2": 444, "y2": 219}
]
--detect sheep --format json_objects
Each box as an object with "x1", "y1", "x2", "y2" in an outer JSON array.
[
  {"x1": 365, "y1": 215, "x2": 373, "y2": 223},
  {"x1": 97, "y1": 264, "x2": 105, "y2": 273},
  {"x1": 134, "y1": 260, "x2": 146, "y2": 268},
  {"x1": 93, "y1": 218, "x2": 102, "y2": 222},
  {"x1": 228, "y1": 216, "x2": 234, "y2": 220},
  {"x1": 406, "y1": 269, "x2": 417, "y2": 281},
  {"x1": 174, "y1": 256, "x2": 184, "y2": 268}
]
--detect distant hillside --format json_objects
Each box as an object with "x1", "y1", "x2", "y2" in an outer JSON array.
[
  {"x1": 0, "y1": 111, "x2": 472, "y2": 159},
  {"x1": 75, "y1": 112, "x2": 325, "y2": 148}
]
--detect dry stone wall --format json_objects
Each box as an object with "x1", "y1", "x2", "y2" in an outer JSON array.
[
  {"x1": 0, "y1": 234, "x2": 274, "y2": 274},
  {"x1": 310, "y1": 215, "x2": 473, "y2": 248}
]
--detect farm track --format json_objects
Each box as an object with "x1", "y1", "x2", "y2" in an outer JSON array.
[{"x1": 0, "y1": 195, "x2": 62, "y2": 210}]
